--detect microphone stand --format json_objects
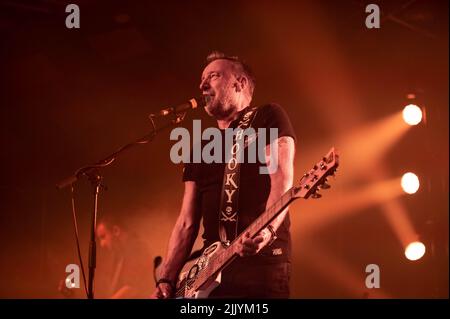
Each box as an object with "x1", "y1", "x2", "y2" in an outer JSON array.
[{"x1": 57, "y1": 112, "x2": 188, "y2": 299}]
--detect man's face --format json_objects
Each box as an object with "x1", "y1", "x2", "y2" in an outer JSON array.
[
  {"x1": 97, "y1": 223, "x2": 115, "y2": 252},
  {"x1": 200, "y1": 59, "x2": 241, "y2": 120}
]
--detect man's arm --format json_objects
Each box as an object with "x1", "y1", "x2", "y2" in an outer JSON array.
[
  {"x1": 152, "y1": 181, "x2": 202, "y2": 298},
  {"x1": 238, "y1": 136, "x2": 295, "y2": 256}
]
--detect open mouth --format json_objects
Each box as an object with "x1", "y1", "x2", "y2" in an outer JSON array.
[{"x1": 203, "y1": 94, "x2": 214, "y2": 104}]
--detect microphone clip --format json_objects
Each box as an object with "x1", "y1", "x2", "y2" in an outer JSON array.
[{"x1": 149, "y1": 97, "x2": 203, "y2": 119}]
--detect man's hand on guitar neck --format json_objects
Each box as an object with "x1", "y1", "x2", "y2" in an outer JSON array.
[{"x1": 237, "y1": 229, "x2": 273, "y2": 257}]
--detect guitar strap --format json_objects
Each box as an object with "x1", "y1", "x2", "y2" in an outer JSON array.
[{"x1": 218, "y1": 106, "x2": 258, "y2": 244}]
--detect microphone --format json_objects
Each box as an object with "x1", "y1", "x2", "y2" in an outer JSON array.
[{"x1": 150, "y1": 96, "x2": 205, "y2": 118}]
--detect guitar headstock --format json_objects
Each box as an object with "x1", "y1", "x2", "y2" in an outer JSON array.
[{"x1": 293, "y1": 147, "x2": 339, "y2": 199}]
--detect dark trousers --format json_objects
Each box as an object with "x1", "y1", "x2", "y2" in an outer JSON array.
[{"x1": 208, "y1": 261, "x2": 291, "y2": 299}]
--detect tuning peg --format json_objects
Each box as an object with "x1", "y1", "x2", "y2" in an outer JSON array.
[
  {"x1": 321, "y1": 181, "x2": 331, "y2": 189},
  {"x1": 311, "y1": 192, "x2": 322, "y2": 199}
]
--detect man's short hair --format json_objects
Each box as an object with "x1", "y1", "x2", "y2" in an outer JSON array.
[
  {"x1": 205, "y1": 51, "x2": 256, "y2": 95},
  {"x1": 98, "y1": 213, "x2": 128, "y2": 231}
]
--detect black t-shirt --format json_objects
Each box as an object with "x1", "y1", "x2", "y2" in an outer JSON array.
[{"x1": 182, "y1": 103, "x2": 297, "y2": 264}]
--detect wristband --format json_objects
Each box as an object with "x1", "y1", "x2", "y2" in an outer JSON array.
[{"x1": 266, "y1": 225, "x2": 278, "y2": 246}]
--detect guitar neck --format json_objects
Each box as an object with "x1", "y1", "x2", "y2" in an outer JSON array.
[
  {"x1": 235, "y1": 187, "x2": 297, "y2": 242},
  {"x1": 191, "y1": 186, "x2": 298, "y2": 292}
]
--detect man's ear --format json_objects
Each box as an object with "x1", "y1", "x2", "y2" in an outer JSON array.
[
  {"x1": 112, "y1": 225, "x2": 121, "y2": 237},
  {"x1": 234, "y1": 76, "x2": 248, "y2": 92}
]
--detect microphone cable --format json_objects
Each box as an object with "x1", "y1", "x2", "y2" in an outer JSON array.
[{"x1": 70, "y1": 185, "x2": 88, "y2": 298}]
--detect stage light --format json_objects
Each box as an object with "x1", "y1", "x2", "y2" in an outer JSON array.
[
  {"x1": 401, "y1": 173, "x2": 420, "y2": 194},
  {"x1": 402, "y1": 104, "x2": 422, "y2": 125},
  {"x1": 405, "y1": 241, "x2": 426, "y2": 261}
]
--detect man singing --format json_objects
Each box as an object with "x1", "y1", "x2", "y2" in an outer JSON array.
[{"x1": 152, "y1": 51, "x2": 296, "y2": 298}]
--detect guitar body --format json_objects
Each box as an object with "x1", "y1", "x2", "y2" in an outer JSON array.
[{"x1": 177, "y1": 241, "x2": 225, "y2": 298}]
